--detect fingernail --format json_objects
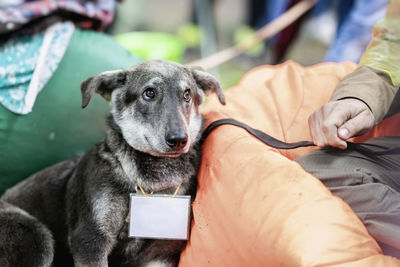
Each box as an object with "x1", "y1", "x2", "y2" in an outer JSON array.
[{"x1": 338, "y1": 128, "x2": 349, "y2": 139}]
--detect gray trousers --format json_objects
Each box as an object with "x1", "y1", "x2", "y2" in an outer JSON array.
[{"x1": 296, "y1": 136, "x2": 400, "y2": 258}]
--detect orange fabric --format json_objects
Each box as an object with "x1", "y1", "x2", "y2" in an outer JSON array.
[{"x1": 179, "y1": 61, "x2": 400, "y2": 266}]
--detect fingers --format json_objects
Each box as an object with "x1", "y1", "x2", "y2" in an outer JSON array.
[
  {"x1": 339, "y1": 108, "x2": 375, "y2": 138},
  {"x1": 308, "y1": 103, "x2": 347, "y2": 149},
  {"x1": 308, "y1": 99, "x2": 374, "y2": 149}
]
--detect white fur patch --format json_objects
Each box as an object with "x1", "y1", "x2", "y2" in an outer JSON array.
[
  {"x1": 188, "y1": 108, "x2": 202, "y2": 144},
  {"x1": 116, "y1": 108, "x2": 153, "y2": 153},
  {"x1": 92, "y1": 191, "x2": 111, "y2": 228},
  {"x1": 179, "y1": 80, "x2": 189, "y2": 90},
  {"x1": 100, "y1": 70, "x2": 123, "y2": 76},
  {"x1": 116, "y1": 149, "x2": 138, "y2": 180},
  {"x1": 144, "y1": 260, "x2": 173, "y2": 267}
]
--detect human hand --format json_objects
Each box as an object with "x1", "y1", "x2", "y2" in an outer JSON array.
[{"x1": 308, "y1": 98, "x2": 375, "y2": 149}]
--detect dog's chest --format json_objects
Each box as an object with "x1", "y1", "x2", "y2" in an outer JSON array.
[
  {"x1": 116, "y1": 147, "x2": 199, "y2": 192},
  {"x1": 112, "y1": 235, "x2": 185, "y2": 266}
]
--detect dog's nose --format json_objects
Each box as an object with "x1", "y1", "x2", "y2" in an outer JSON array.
[{"x1": 166, "y1": 130, "x2": 188, "y2": 149}]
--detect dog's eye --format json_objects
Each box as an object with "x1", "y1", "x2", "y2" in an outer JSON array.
[
  {"x1": 183, "y1": 89, "x2": 191, "y2": 102},
  {"x1": 143, "y1": 88, "x2": 156, "y2": 100}
]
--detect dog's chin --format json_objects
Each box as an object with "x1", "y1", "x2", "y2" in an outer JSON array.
[
  {"x1": 148, "y1": 151, "x2": 187, "y2": 158},
  {"x1": 147, "y1": 147, "x2": 190, "y2": 158}
]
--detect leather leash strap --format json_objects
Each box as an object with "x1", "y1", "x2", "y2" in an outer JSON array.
[
  {"x1": 201, "y1": 118, "x2": 400, "y2": 156},
  {"x1": 202, "y1": 118, "x2": 314, "y2": 149}
]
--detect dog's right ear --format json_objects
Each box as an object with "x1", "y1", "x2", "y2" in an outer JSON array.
[{"x1": 80, "y1": 70, "x2": 127, "y2": 109}]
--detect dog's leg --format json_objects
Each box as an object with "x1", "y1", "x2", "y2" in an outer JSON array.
[
  {"x1": 0, "y1": 201, "x2": 54, "y2": 267},
  {"x1": 74, "y1": 258, "x2": 108, "y2": 267},
  {"x1": 69, "y1": 227, "x2": 114, "y2": 267},
  {"x1": 67, "y1": 184, "x2": 129, "y2": 267},
  {"x1": 68, "y1": 199, "x2": 126, "y2": 267}
]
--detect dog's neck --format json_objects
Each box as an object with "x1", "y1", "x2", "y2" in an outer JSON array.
[{"x1": 104, "y1": 115, "x2": 200, "y2": 194}]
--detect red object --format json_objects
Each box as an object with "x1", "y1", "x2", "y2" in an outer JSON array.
[{"x1": 273, "y1": 0, "x2": 309, "y2": 64}]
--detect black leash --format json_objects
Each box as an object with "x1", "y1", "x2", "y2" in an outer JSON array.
[
  {"x1": 202, "y1": 118, "x2": 314, "y2": 149},
  {"x1": 201, "y1": 118, "x2": 400, "y2": 156}
]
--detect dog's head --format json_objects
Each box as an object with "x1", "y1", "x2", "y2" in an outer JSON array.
[{"x1": 80, "y1": 60, "x2": 225, "y2": 157}]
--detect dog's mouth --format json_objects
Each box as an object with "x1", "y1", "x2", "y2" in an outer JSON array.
[
  {"x1": 162, "y1": 151, "x2": 188, "y2": 157},
  {"x1": 155, "y1": 144, "x2": 190, "y2": 157},
  {"x1": 144, "y1": 136, "x2": 190, "y2": 158},
  {"x1": 147, "y1": 150, "x2": 189, "y2": 158}
]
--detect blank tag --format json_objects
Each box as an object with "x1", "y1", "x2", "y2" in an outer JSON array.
[{"x1": 129, "y1": 194, "x2": 191, "y2": 240}]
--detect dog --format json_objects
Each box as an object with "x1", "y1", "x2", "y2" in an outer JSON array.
[{"x1": 0, "y1": 60, "x2": 225, "y2": 267}]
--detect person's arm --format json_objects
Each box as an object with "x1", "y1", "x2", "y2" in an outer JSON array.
[
  {"x1": 333, "y1": 0, "x2": 400, "y2": 124},
  {"x1": 309, "y1": 0, "x2": 400, "y2": 149}
]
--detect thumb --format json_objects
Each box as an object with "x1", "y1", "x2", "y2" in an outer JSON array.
[
  {"x1": 338, "y1": 110, "x2": 374, "y2": 140},
  {"x1": 337, "y1": 127, "x2": 350, "y2": 140}
]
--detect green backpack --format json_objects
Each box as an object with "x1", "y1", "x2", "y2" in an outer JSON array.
[{"x1": 0, "y1": 29, "x2": 142, "y2": 194}]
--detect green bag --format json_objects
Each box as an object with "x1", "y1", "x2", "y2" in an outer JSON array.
[{"x1": 0, "y1": 29, "x2": 142, "y2": 194}]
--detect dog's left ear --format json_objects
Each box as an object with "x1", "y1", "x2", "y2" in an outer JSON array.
[
  {"x1": 190, "y1": 68, "x2": 226, "y2": 105},
  {"x1": 80, "y1": 70, "x2": 127, "y2": 109}
]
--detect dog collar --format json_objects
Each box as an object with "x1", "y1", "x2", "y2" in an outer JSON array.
[
  {"x1": 135, "y1": 182, "x2": 182, "y2": 197},
  {"x1": 124, "y1": 182, "x2": 183, "y2": 225}
]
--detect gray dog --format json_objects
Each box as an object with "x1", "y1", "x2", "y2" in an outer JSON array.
[{"x1": 0, "y1": 60, "x2": 225, "y2": 267}]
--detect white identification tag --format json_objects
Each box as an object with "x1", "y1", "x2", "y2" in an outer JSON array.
[{"x1": 128, "y1": 194, "x2": 191, "y2": 240}]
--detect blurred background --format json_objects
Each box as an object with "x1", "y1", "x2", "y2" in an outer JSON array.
[
  {"x1": 108, "y1": 0, "x2": 388, "y2": 89},
  {"x1": 0, "y1": 0, "x2": 390, "y2": 195}
]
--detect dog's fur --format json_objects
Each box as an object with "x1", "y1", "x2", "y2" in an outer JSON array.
[{"x1": 0, "y1": 60, "x2": 225, "y2": 267}]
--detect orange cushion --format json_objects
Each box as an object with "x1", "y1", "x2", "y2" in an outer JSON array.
[{"x1": 179, "y1": 61, "x2": 400, "y2": 266}]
